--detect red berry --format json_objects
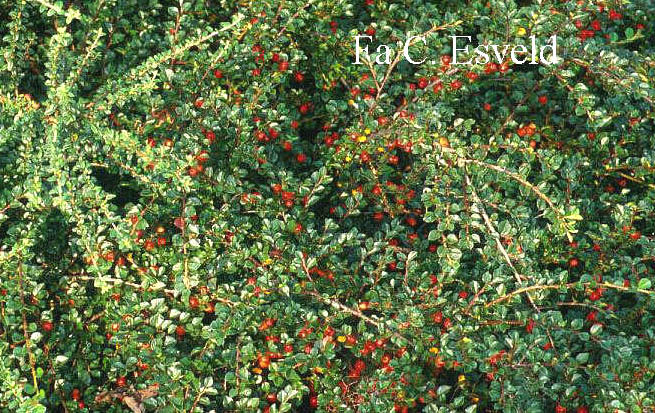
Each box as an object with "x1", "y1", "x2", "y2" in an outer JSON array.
[
  {"x1": 116, "y1": 376, "x2": 127, "y2": 387},
  {"x1": 174, "y1": 217, "x2": 185, "y2": 229},
  {"x1": 538, "y1": 95, "x2": 548, "y2": 105},
  {"x1": 486, "y1": 62, "x2": 500, "y2": 73},
  {"x1": 144, "y1": 239, "x2": 155, "y2": 251},
  {"x1": 432, "y1": 311, "x2": 443, "y2": 324},
  {"x1": 189, "y1": 296, "x2": 199, "y2": 308},
  {"x1": 103, "y1": 250, "x2": 115, "y2": 262},
  {"x1": 354, "y1": 359, "x2": 366, "y2": 371},
  {"x1": 71, "y1": 388, "x2": 81, "y2": 401},
  {"x1": 309, "y1": 394, "x2": 318, "y2": 408},
  {"x1": 176, "y1": 325, "x2": 186, "y2": 337},
  {"x1": 526, "y1": 318, "x2": 535, "y2": 333},
  {"x1": 568, "y1": 257, "x2": 580, "y2": 268},
  {"x1": 258, "y1": 355, "x2": 271, "y2": 369},
  {"x1": 213, "y1": 69, "x2": 223, "y2": 79},
  {"x1": 42, "y1": 321, "x2": 53, "y2": 332},
  {"x1": 589, "y1": 288, "x2": 602, "y2": 301},
  {"x1": 609, "y1": 9, "x2": 622, "y2": 20}
]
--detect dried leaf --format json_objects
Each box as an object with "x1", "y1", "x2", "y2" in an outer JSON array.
[{"x1": 94, "y1": 384, "x2": 159, "y2": 413}]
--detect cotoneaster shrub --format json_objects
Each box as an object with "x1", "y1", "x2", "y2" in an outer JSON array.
[{"x1": 1, "y1": 0, "x2": 655, "y2": 412}]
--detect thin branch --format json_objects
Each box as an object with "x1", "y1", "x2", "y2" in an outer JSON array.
[
  {"x1": 305, "y1": 291, "x2": 409, "y2": 343},
  {"x1": 486, "y1": 282, "x2": 655, "y2": 308},
  {"x1": 17, "y1": 260, "x2": 39, "y2": 393},
  {"x1": 70, "y1": 274, "x2": 237, "y2": 307},
  {"x1": 464, "y1": 168, "x2": 556, "y2": 348}
]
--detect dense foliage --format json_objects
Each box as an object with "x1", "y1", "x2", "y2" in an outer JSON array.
[{"x1": 1, "y1": 0, "x2": 655, "y2": 411}]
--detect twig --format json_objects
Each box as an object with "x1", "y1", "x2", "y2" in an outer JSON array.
[
  {"x1": 463, "y1": 169, "x2": 556, "y2": 349},
  {"x1": 276, "y1": 0, "x2": 315, "y2": 40},
  {"x1": 305, "y1": 291, "x2": 409, "y2": 343},
  {"x1": 368, "y1": 21, "x2": 463, "y2": 113},
  {"x1": 460, "y1": 158, "x2": 574, "y2": 241},
  {"x1": 486, "y1": 282, "x2": 655, "y2": 308},
  {"x1": 17, "y1": 260, "x2": 39, "y2": 393},
  {"x1": 70, "y1": 274, "x2": 237, "y2": 307}
]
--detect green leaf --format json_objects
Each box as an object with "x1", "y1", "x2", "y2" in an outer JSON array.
[
  {"x1": 590, "y1": 324, "x2": 603, "y2": 335},
  {"x1": 576, "y1": 353, "x2": 589, "y2": 363},
  {"x1": 638, "y1": 278, "x2": 651, "y2": 290}
]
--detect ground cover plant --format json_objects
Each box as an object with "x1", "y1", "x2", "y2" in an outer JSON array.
[{"x1": 1, "y1": 0, "x2": 655, "y2": 411}]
